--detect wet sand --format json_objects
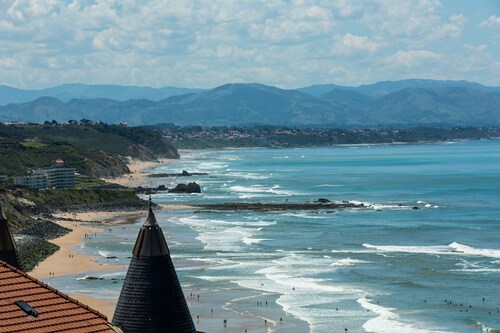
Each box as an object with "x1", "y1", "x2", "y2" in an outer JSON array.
[{"x1": 30, "y1": 220, "x2": 122, "y2": 280}]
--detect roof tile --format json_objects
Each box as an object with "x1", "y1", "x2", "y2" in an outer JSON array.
[{"x1": 0, "y1": 260, "x2": 116, "y2": 333}]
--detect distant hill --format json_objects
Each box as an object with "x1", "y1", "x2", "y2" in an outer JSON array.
[
  {"x1": 298, "y1": 79, "x2": 500, "y2": 98},
  {"x1": 320, "y1": 89, "x2": 373, "y2": 110},
  {"x1": 371, "y1": 87, "x2": 500, "y2": 126},
  {"x1": 0, "y1": 80, "x2": 499, "y2": 127},
  {"x1": 0, "y1": 83, "x2": 204, "y2": 105},
  {"x1": 296, "y1": 84, "x2": 355, "y2": 97}
]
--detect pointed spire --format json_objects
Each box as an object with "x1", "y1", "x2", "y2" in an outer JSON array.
[
  {"x1": 143, "y1": 193, "x2": 157, "y2": 226},
  {"x1": 0, "y1": 203, "x2": 21, "y2": 270},
  {"x1": 132, "y1": 196, "x2": 169, "y2": 257},
  {"x1": 0, "y1": 204, "x2": 16, "y2": 252},
  {"x1": 0, "y1": 204, "x2": 7, "y2": 220},
  {"x1": 112, "y1": 196, "x2": 196, "y2": 333}
]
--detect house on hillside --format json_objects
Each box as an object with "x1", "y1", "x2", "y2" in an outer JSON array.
[{"x1": 13, "y1": 159, "x2": 76, "y2": 189}]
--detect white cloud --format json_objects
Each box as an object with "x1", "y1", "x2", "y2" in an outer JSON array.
[
  {"x1": 389, "y1": 50, "x2": 442, "y2": 68},
  {"x1": 359, "y1": 1, "x2": 466, "y2": 42},
  {"x1": 480, "y1": 15, "x2": 500, "y2": 28},
  {"x1": 332, "y1": 33, "x2": 383, "y2": 56},
  {"x1": 0, "y1": 0, "x2": 497, "y2": 89}
]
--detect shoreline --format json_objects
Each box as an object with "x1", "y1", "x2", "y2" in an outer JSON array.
[
  {"x1": 30, "y1": 220, "x2": 122, "y2": 280},
  {"x1": 30, "y1": 156, "x2": 313, "y2": 331},
  {"x1": 105, "y1": 157, "x2": 179, "y2": 187},
  {"x1": 174, "y1": 137, "x2": 497, "y2": 152},
  {"x1": 28, "y1": 143, "x2": 203, "y2": 324}
]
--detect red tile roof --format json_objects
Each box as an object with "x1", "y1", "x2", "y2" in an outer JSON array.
[{"x1": 0, "y1": 260, "x2": 118, "y2": 333}]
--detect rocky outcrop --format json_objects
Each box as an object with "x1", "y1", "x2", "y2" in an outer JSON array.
[
  {"x1": 168, "y1": 182, "x2": 201, "y2": 193},
  {"x1": 126, "y1": 144, "x2": 157, "y2": 161},
  {"x1": 89, "y1": 150, "x2": 131, "y2": 178},
  {"x1": 193, "y1": 201, "x2": 364, "y2": 211}
]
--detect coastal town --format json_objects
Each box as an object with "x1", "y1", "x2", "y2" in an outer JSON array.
[{"x1": 156, "y1": 125, "x2": 500, "y2": 149}]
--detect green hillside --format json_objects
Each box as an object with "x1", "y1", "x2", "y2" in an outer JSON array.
[{"x1": 0, "y1": 122, "x2": 179, "y2": 177}]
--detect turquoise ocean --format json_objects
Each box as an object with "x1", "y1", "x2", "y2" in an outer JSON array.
[{"x1": 46, "y1": 140, "x2": 500, "y2": 332}]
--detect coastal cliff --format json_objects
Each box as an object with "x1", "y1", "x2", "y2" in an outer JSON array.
[{"x1": 0, "y1": 122, "x2": 179, "y2": 178}]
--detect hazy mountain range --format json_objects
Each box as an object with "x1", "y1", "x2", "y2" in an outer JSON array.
[
  {"x1": 1, "y1": 79, "x2": 499, "y2": 127},
  {"x1": 0, "y1": 83, "x2": 203, "y2": 104}
]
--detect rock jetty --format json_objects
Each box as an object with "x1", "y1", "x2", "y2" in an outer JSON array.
[{"x1": 193, "y1": 200, "x2": 365, "y2": 212}]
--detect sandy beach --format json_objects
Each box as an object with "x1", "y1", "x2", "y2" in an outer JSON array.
[
  {"x1": 107, "y1": 157, "x2": 178, "y2": 187},
  {"x1": 29, "y1": 218, "x2": 123, "y2": 319},
  {"x1": 30, "y1": 220, "x2": 122, "y2": 280},
  {"x1": 29, "y1": 158, "x2": 308, "y2": 331},
  {"x1": 28, "y1": 159, "x2": 199, "y2": 320}
]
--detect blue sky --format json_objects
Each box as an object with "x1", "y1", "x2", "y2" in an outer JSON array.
[{"x1": 0, "y1": 0, "x2": 499, "y2": 89}]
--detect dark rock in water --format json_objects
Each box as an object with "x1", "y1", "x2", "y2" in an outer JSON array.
[
  {"x1": 317, "y1": 198, "x2": 331, "y2": 203},
  {"x1": 85, "y1": 276, "x2": 104, "y2": 280},
  {"x1": 148, "y1": 171, "x2": 208, "y2": 178},
  {"x1": 169, "y1": 182, "x2": 201, "y2": 193},
  {"x1": 412, "y1": 206, "x2": 420, "y2": 210},
  {"x1": 186, "y1": 182, "x2": 201, "y2": 193},
  {"x1": 170, "y1": 183, "x2": 187, "y2": 192},
  {"x1": 157, "y1": 184, "x2": 167, "y2": 191},
  {"x1": 106, "y1": 256, "x2": 118, "y2": 259}
]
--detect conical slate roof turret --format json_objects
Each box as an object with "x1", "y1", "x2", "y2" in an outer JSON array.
[
  {"x1": 131, "y1": 198, "x2": 169, "y2": 257},
  {"x1": 112, "y1": 196, "x2": 196, "y2": 333},
  {"x1": 0, "y1": 203, "x2": 22, "y2": 269}
]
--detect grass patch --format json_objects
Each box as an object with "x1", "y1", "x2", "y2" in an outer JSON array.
[{"x1": 20, "y1": 141, "x2": 49, "y2": 148}]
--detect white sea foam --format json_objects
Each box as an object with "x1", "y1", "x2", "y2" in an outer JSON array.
[
  {"x1": 453, "y1": 267, "x2": 500, "y2": 273},
  {"x1": 219, "y1": 155, "x2": 241, "y2": 161},
  {"x1": 363, "y1": 242, "x2": 500, "y2": 259},
  {"x1": 197, "y1": 226, "x2": 254, "y2": 252},
  {"x1": 77, "y1": 271, "x2": 125, "y2": 280},
  {"x1": 313, "y1": 184, "x2": 343, "y2": 187},
  {"x1": 453, "y1": 260, "x2": 500, "y2": 273},
  {"x1": 242, "y1": 237, "x2": 270, "y2": 245},
  {"x1": 358, "y1": 297, "x2": 450, "y2": 333},
  {"x1": 98, "y1": 250, "x2": 111, "y2": 258},
  {"x1": 197, "y1": 162, "x2": 228, "y2": 170},
  {"x1": 282, "y1": 212, "x2": 328, "y2": 219},
  {"x1": 229, "y1": 184, "x2": 294, "y2": 196},
  {"x1": 196, "y1": 275, "x2": 232, "y2": 282},
  {"x1": 476, "y1": 320, "x2": 497, "y2": 333},
  {"x1": 227, "y1": 172, "x2": 269, "y2": 179},
  {"x1": 174, "y1": 216, "x2": 274, "y2": 252},
  {"x1": 99, "y1": 272, "x2": 125, "y2": 279},
  {"x1": 349, "y1": 200, "x2": 413, "y2": 210},
  {"x1": 331, "y1": 258, "x2": 370, "y2": 267},
  {"x1": 175, "y1": 216, "x2": 275, "y2": 228},
  {"x1": 230, "y1": 185, "x2": 267, "y2": 193}
]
